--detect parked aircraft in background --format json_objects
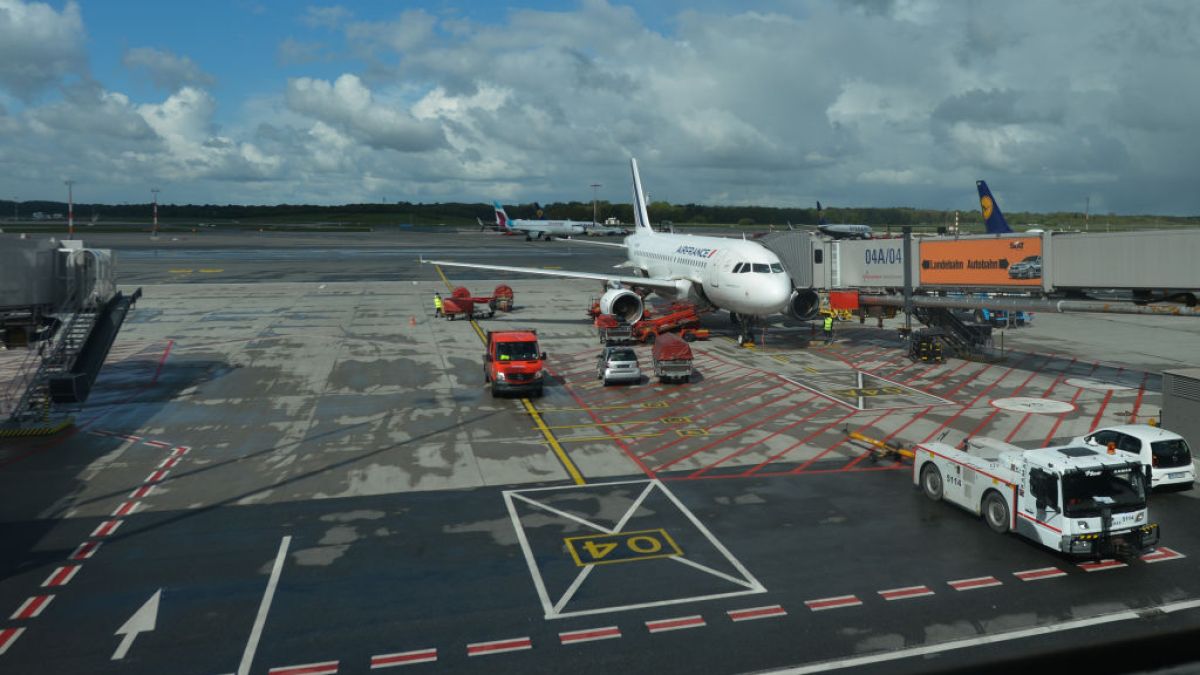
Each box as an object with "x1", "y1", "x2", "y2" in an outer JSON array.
[
  {"x1": 813, "y1": 202, "x2": 873, "y2": 239},
  {"x1": 490, "y1": 201, "x2": 587, "y2": 241},
  {"x1": 976, "y1": 180, "x2": 1015, "y2": 234},
  {"x1": 427, "y1": 159, "x2": 817, "y2": 344}
]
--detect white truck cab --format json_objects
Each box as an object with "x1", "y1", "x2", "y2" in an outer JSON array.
[
  {"x1": 1073, "y1": 424, "x2": 1194, "y2": 490},
  {"x1": 915, "y1": 438, "x2": 1159, "y2": 558}
]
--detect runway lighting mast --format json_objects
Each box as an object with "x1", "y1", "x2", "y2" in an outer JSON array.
[
  {"x1": 64, "y1": 179, "x2": 75, "y2": 238},
  {"x1": 151, "y1": 188, "x2": 160, "y2": 239},
  {"x1": 590, "y1": 183, "x2": 601, "y2": 225}
]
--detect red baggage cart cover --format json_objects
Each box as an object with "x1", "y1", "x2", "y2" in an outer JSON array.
[{"x1": 652, "y1": 332, "x2": 692, "y2": 361}]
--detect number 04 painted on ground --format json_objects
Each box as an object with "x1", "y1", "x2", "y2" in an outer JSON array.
[{"x1": 564, "y1": 528, "x2": 682, "y2": 567}]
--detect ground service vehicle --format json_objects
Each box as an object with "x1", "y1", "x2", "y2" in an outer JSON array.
[
  {"x1": 915, "y1": 438, "x2": 1159, "y2": 558},
  {"x1": 651, "y1": 332, "x2": 693, "y2": 383},
  {"x1": 1074, "y1": 424, "x2": 1194, "y2": 490},
  {"x1": 597, "y1": 346, "x2": 641, "y2": 386},
  {"x1": 484, "y1": 330, "x2": 546, "y2": 398}
]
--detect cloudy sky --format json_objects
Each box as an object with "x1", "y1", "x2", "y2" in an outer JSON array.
[{"x1": 1, "y1": 0, "x2": 1198, "y2": 214}]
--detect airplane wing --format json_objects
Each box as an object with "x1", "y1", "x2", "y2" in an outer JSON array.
[{"x1": 422, "y1": 259, "x2": 681, "y2": 293}]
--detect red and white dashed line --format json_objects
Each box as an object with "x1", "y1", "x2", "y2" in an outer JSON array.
[
  {"x1": 111, "y1": 501, "x2": 140, "y2": 517},
  {"x1": 144, "y1": 469, "x2": 169, "y2": 484},
  {"x1": 10, "y1": 595, "x2": 53, "y2": 620},
  {"x1": 1014, "y1": 566, "x2": 1068, "y2": 581},
  {"x1": 466, "y1": 637, "x2": 532, "y2": 657},
  {"x1": 646, "y1": 615, "x2": 706, "y2": 633},
  {"x1": 128, "y1": 484, "x2": 154, "y2": 500},
  {"x1": 89, "y1": 430, "x2": 114, "y2": 438},
  {"x1": 142, "y1": 439, "x2": 171, "y2": 449},
  {"x1": 370, "y1": 648, "x2": 438, "y2": 668},
  {"x1": 116, "y1": 434, "x2": 142, "y2": 443},
  {"x1": 171, "y1": 445, "x2": 190, "y2": 457},
  {"x1": 727, "y1": 605, "x2": 788, "y2": 622},
  {"x1": 805, "y1": 595, "x2": 863, "y2": 611},
  {"x1": 1142, "y1": 547, "x2": 1186, "y2": 564},
  {"x1": 879, "y1": 585, "x2": 935, "y2": 601},
  {"x1": 41, "y1": 565, "x2": 80, "y2": 588},
  {"x1": 91, "y1": 520, "x2": 123, "y2": 538},
  {"x1": 948, "y1": 576, "x2": 1003, "y2": 591},
  {"x1": 158, "y1": 456, "x2": 180, "y2": 470},
  {"x1": 0, "y1": 627, "x2": 25, "y2": 655},
  {"x1": 70, "y1": 541, "x2": 101, "y2": 561},
  {"x1": 1078, "y1": 559, "x2": 1127, "y2": 572},
  {"x1": 559, "y1": 626, "x2": 622, "y2": 645},
  {"x1": 268, "y1": 660, "x2": 339, "y2": 675}
]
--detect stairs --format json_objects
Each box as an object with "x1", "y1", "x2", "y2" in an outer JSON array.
[{"x1": 914, "y1": 307, "x2": 993, "y2": 359}]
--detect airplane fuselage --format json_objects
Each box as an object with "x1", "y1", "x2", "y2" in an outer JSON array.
[
  {"x1": 509, "y1": 219, "x2": 587, "y2": 238},
  {"x1": 626, "y1": 231, "x2": 792, "y2": 317}
]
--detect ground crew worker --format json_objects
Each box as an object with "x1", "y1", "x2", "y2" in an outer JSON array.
[
  {"x1": 823, "y1": 314, "x2": 834, "y2": 343},
  {"x1": 434, "y1": 292, "x2": 443, "y2": 318}
]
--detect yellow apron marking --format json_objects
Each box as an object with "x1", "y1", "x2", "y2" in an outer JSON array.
[
  {"x1": 565, "y1": 528, "x2": 682, "y2": 566},
  {"x1": 558, "y1": 432, "x2": 663, "y2": 443}
]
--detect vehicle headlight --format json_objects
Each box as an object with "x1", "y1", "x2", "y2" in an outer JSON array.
[
  {"x1": 495, "y1": 372, "x2": 506, "y2": 381},
  {"x1": 532, "y1": 370, "x2": 544, "y2": 380}
]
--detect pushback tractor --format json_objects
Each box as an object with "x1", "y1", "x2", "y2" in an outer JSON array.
[{"x1": 915, "y1": 438, "x2": 1159, "y2": 559}]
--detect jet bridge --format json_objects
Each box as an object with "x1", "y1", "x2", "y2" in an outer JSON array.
[{"x1": 0, "y1": 235, "x2": 139, "y2": 434}]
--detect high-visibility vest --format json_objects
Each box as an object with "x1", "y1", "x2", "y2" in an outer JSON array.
[
  {"x1": 434, "y1": 296, "x2": 443, "y2": 309},
  {"x1": 823, "y1": 316, "x2": 834, "y2": 331}
]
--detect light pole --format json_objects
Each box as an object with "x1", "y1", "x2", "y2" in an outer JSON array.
[
  {"x1": 12, "y1": 196, "x2": 16, "y2": 222},
  {"x1": 590, "y1": 183, "x2": 601, "y2": 225},
  {"x1": 64, "y1": 180, "x2": 75, "y2": 238},
  {"x1": 151, "y1": 188, "x2": 160, "y2": 239}
]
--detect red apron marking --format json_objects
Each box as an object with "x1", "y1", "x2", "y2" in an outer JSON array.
[
  {"x1": 727, "y1": 605, "x2": 787, "y2": 622},
  {"x1": 91, "y1": 519, "x2": 123, "y2": 538},
  {"x1": 89, "y1": 430, "x2": 114, "y2": 437},
  {"x1": 41, "y1": 565, "x2": 80, "y2": 588},
  {"x1": 878, "y1": 585, "x2": 934, "y2": 601},
  {"x1": 117, "y1": 434, "x2": 142, "y2": 443},
  {"x1": 805, "y1": 595, "x2": 862, "y2": 611},
  {"x1": 1014, "y1": 566, "x2": 1067, "y2": 581},
  {"x1": 1142, "y1": 547, "x2": 1185, "y2": 563},
  {"x1": 0, "y1": 627, "x2": 25, "y2": 655},
  {"x1": 466, "y1": 637, "x2": 532, "y2": 656},
  {"x1": 370, "y1": 649, "x2": 437, "y2": 669},
  {"x1": 268, "y1": 661, "x2": 339, "y2": 675},
  {"x1": 646, "y1": 615, "x2": 706, "y2": 633},
  {"x1": 142, "y1": 439, "x2": 171, "y2": 448},
  {"x1": 151, "y1": 339, "x2": 174, "y2": 385},
  {"x1": 1078, "y1": 559, "x2": 1127, "y2": 572},
  {"x1": 129, "y1": 485, "x2": 154, "y2": 500},
  {"x1": 145, "y1": 469, "x2": 169, "y2": 484},
  {"x1": 559, "y1": 626, "x2": 622, "y2": 644},
  {"x1": 158, "y1": 456, "x2": 180, "y2": 469},
  {"x1": 111, "y1": 501, "x2": 140, "y2": 517},
  {"x1": 70, "y1": 541, "x2": 101, "y2": 561},
  {"x1": 10, "y1": 595, "x2": 54, "y2": 620},
  {"x1": 171, "y1": 446, "x2": 190, "y2": 456},
  {"x1": 948, "y1": 576, "x2": 1002, "y2": 591}
]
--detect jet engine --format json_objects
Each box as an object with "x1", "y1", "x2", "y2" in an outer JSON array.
[
  {"x1": 600, "y1": 288, "x2": 645, "y2": 322},
  {"x1": 786, "y1": 288, "x2": 821, "y2": 321}
]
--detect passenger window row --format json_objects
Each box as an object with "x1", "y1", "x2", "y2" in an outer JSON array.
[{"x1": 732, "y1": 262, "x2": 785, "y2": 273}]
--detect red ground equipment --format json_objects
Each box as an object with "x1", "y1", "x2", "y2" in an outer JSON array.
[
  {"x1": 442, "y1": 286, "x2": 497, "y2": 320},
  {"x1": 651, "y1": 332, "x2": 694, "y2": 383},
  {"x1": 492, "y1": 285, "x2": 514, "y2": 312},
  {"x1": 484, "y1": 330, "x2": 545, "y2": 397},
  {"x1": 632, "y1": 305, "x2": 709, "y2": 343},
  {"x1": 595, "y1": 313, "x2": 634, "y2": 344}
]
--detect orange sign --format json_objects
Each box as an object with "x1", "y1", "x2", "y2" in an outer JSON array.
[{"x1": 919, "y1": 237, "x2": 1042, "y2": 287}]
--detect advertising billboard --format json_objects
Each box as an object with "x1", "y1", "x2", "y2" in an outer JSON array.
[{"x1": 919, "y1": 237, "x2": 1042, "y2": 287}]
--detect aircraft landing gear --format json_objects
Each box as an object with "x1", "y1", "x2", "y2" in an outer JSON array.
[
  {"x1": 525, "y1": 234, "x2": 533, "y2": 241},
  {"x1": 735, "y1": 314, "x2": 762, "y2": 347}
]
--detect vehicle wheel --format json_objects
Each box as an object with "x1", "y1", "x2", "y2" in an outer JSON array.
[
  {"x1": 729, "y1": 312, "x2": 741, "y2": 326},
  {"x1": 982, "y1": 492, "x2": 1009, "y2": 533},
  {"x1": 920, "y1": 464, "x2": 943, "y2": 501},
  {"x1": 682, "y1": 332, "x2": 696, "y2": 342},
  {"x1": 490, "y1": 387, "x2": 499, "y2": 398},
  {"x1": 534, "y1": 386, "x2": 544, "y2": 398},
  {"x1": 525, "y1": 235, "x2": 532, "y2": 241}
]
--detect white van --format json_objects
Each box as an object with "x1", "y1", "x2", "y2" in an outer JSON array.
[{"x1": 1074, "y1": 424, "x2": 1194, "y2": 489}]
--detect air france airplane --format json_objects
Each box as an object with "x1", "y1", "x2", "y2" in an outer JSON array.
[
  {"x1": 426, "y1": 159, "x2": 816, "y2": 343},
  {"x1": 491, "y1": 202, "x2": 587, "y2": 241}
]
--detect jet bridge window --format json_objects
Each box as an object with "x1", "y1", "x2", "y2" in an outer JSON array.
[{"x1": 752, "y1": 263, "x2": 770, "y2": 273}]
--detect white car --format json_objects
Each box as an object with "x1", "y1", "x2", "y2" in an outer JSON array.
[
  {"x1": 597, "y1": 346, "x2": 642, "y2": 386},
  {"x1": 1074, "y1": 424, "x2": 1194, "y2": 489}
]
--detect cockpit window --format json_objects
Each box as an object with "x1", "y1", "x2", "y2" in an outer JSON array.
[
  {"x1": 770, "y1": 263, "x2": 784, "y2": 273},
  {"x1": 732, "y1": 263, "x2": 743, "y2": 273},
  {"x1": 734, "y1": 262, "x2": 749, "y2": 273},
  {"x1": 753, "y1": 263, "x2": 770, "y2": 273}
]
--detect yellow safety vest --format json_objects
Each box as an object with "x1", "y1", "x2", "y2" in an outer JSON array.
[
  {"x1": 434, "y1": 296, "x2": 443, "y2": 309},
  {"x1": 823, "y1": 316, "x2": 833, "y2": 331}
]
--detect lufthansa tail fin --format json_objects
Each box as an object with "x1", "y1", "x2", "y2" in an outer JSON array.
[
  {"x1": 976, "y1": 181, "x2": 1013, "y2": 234},
  {"x1": 492, "y1": 201, "x2": 510, "y2": 231},
  {"x1": 630, "y1": 158, "x2": 654, "y2": 236}
]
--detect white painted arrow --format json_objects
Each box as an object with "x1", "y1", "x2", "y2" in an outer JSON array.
[{"x1": 112, "y1": 589, "x2": 161, "y2": 660}]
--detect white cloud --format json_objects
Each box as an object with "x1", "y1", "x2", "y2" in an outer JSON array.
[
  {"x1": 0, "y1": 0, "x2": 86, "y2": 98},
  {"x1": 302, "y1": 5, "x2": 350, "y2": 29},
  {"x1": 122, "y1": 47, "x2": 216, "y2": 91},
  {"x1": 285, "y1": 74, "x2": 446, "y2": 152}
]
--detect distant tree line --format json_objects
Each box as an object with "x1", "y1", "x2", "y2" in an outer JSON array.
[{"x1": 3, "y1": 198, "x2": 1196, "y2": 231}]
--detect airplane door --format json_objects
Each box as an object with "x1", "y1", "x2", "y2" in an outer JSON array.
[{"x1": 708, "y1": 250, "x2": 730, "y2": 288}]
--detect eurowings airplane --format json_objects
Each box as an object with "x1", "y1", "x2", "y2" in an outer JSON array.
[
  {"x1": 492, "y1": 202, "x2": 587, "y2": 241},
  {"x1": 975, "y1": 180, "x2": 1014, "y2": 233},
  {"x1": 425, "y1": 159, "x2": 819, "y2": 341}
]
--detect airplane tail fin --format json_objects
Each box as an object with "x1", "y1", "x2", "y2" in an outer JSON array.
[
  {"x1": 976, "y1": 181, "x2": 1013, "y2": 234},
  {"x1": 816, "y1": 201, "x2": 828, "y2": 225},
  {"x1": 534, "y1": 202, "x2": 545, "y2": 219},
  {"x1": 492, "y1": 201, "x2": 510, "y2": 231},
  {"x1": 630, "y1": 158, "x2": 654, "y2": 236}
]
